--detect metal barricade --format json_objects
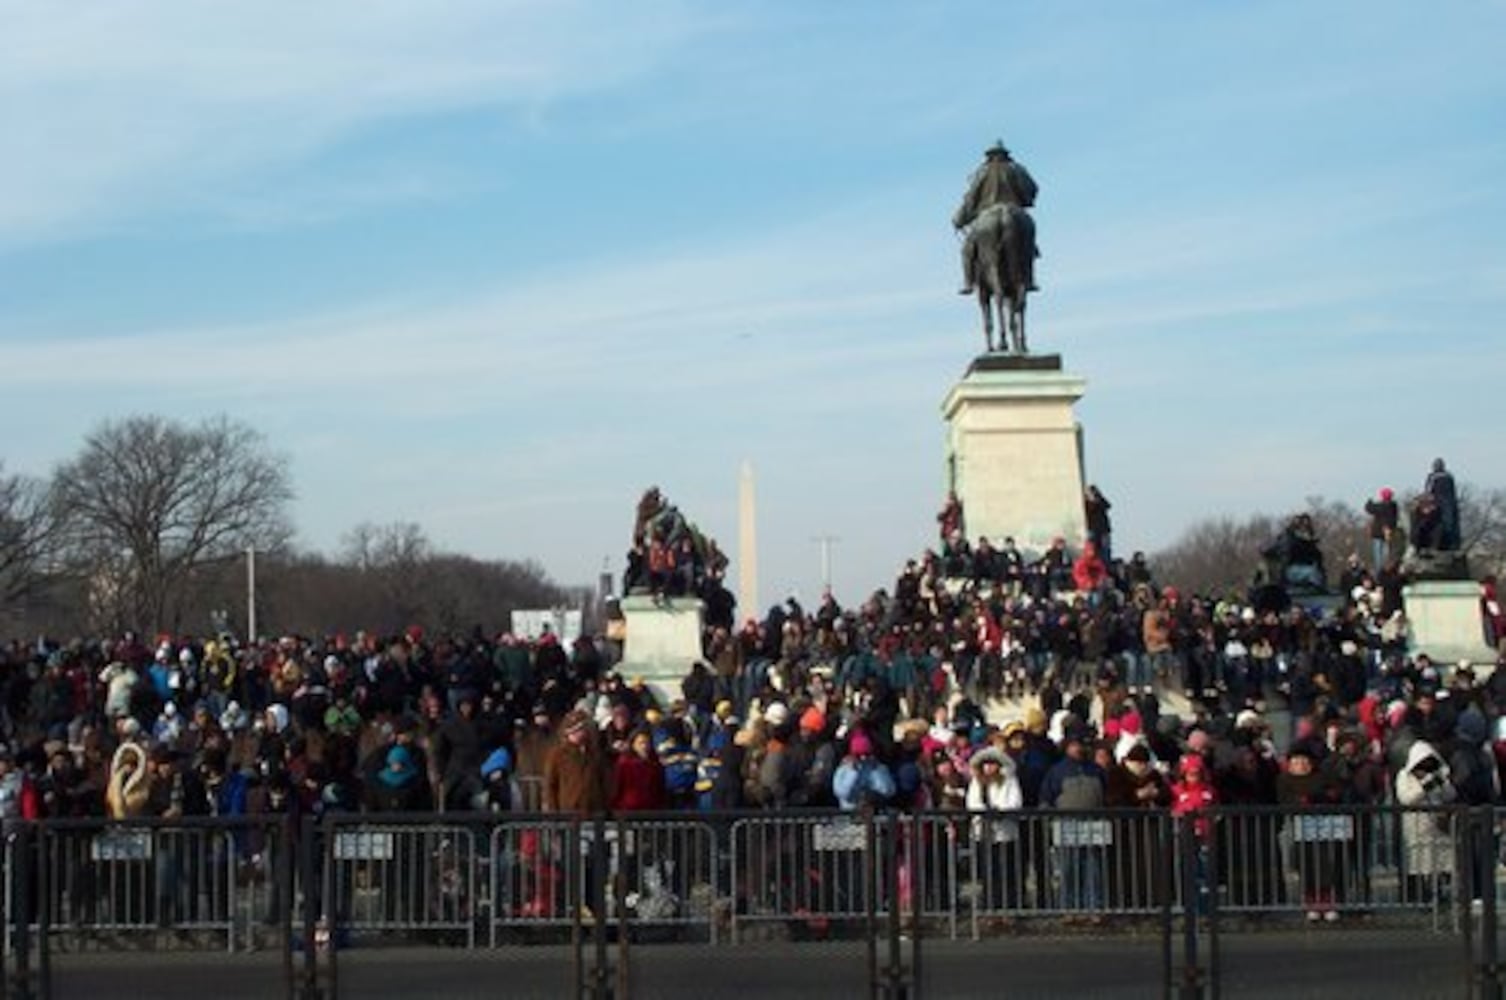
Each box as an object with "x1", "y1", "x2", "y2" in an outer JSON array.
[
  {"x1": 1211, "y1": 806, "x2": 1455, "y2": 925},
  {"x1": 614, "y1": 817, "x2": 719, "y2": 942},
  {"x1": 729, "y1": 813, "x2": 888, "y2": 942},
  {"x1": 961, "y1": 811, "x2": 1174, "y2": 927},
  {"x1": 22, "y1": 822, "x2": 241, "y2": 950},
  {"x1": 904, "y1": 813, "x2": 962, "y2": 938},
  {"x1": 323, "y1": 821, "x2": 479, "y2": 947},
  {"x1": 488, "y1": 817, "x2": 583, "y2": 943}
]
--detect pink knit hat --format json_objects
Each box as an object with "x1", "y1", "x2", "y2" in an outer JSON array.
[{"x1": 849, "y1": 729, "x2": 875, "y2": 757}]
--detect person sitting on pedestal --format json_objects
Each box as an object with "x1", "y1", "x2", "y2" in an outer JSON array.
[
  {"x1": 937, "y1": 491, "x2": 965, "y2": 541},
  {"x1": 1032, "y1": 538, "x2": 1073, "y2": 598},
  {"x1": 1084, "y1": 486, "x2": 1113, "y2": 563},
  {"x1": 1072, "y1": 540, "x2": 1110, "y2": 600},
  {"x1": 1411, "y1": 494, "x2": 1446, "y2": 552},
  {"x1": 1262, "y1": 514, "x2": 1328, "y2": 595},
  {"x1": 998, "y1": 538, "x2": 1025, "y2": 595},
  {"x1": 942, "y1": 529, "x2": 972, "y2": 578}
]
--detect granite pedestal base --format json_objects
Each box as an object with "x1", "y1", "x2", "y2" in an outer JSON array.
[
  {"x1": 618, "y1": 595, "x2": 704, "y2": 704},
  {"x1": 1404, "y1": 580, "x2": 1494, "y2": 666},
  {"x1": 941, "y1": 354, "x2": 1088, "y2": 557}
]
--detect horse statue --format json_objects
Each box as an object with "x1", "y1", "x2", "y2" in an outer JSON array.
[{"x1": 970, "y1": 203, "x2": 1034, "y2": 355}]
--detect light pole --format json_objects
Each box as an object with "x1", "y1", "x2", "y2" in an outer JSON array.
[
  {"x1": 811, "y1": 535, "x2": 840, "y2": 593},
  {"x1": 245, "y1": 546, "x2": 257, "y2": 643}
]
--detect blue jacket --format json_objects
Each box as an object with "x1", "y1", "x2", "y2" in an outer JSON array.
[
  {"x1": 833, "y1": 758, "x2": 896, "y2": 810},
  {"x1": 1040, "y1": 756, "x2": 1105, "y2": 810}
]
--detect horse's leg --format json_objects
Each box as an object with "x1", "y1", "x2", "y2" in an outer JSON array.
[
  {"x1": 1016, "y1": 295, "x2": 1028, "y2": 354},
  {"x1": 978, "y1": 291, "x2": 993, "y2": 353},
  {"x1": 1005, "y1": 291, "x2": 1018, "y2": 354}
]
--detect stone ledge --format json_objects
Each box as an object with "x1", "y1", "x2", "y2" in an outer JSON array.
[{"x1": 966, "y1": 352, "x2": 1063, "y2": 375}]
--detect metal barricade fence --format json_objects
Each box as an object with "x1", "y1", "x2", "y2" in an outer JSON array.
[
  {"x1": 2, "y1": 827, "x2": 21, "y2": 959},
  {"x1": 960, "y1": 810, "x2": 1173, "y2": 930},
  {"x1": 489, "y1": 816, "x2": 583, "y2": 941},
  {"x1": 16, "y1": 822, "x2": 243, "y2": 950},
  {"x1": 1210, "y1": 806, "x2": 1459, "y2": 927},
  {"x1": 904, "y1": 813, "x2": 962, "y2": 938},
  {"x1": 729, "y1": 812, "x2": 889, "y2": 941},
  {"x1": 321, "y1": 820, "x2": 479, "y2": 948},
  {"x1": 4, "y1": 805, "x2": 1493, "y2": 958},
  {"x1": 612, "y1": 817, "x2": 719, "y2": 940}
]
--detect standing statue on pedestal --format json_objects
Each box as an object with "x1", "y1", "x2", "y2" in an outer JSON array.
[{"x1": 954, "y1": 141, "x2": 1040, "y2": 355}]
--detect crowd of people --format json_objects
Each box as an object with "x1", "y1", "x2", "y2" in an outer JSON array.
[{"x1": 1, "y1": 470, "x2": 1503, "y2": 925}]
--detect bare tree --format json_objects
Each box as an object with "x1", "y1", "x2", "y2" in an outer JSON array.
[
  {"x1": 341, "y1": 520, "x2": 434, "y2": 629},
  {"x1": 1459, "y1": 484, "x2": 1506, "y2": 577},
  {"x1": 0, "y1": 461, "x2": 65, "y2": 613},
  {"x1": 1155, "y1": 487, "x2": 1506, "y2": 596},
  {"x1": 1152, "y1": 513, "x2": 1279, "y2": 597},
  {"x1": 52, "y1": 415, "x2": 293, "y2": 634}
]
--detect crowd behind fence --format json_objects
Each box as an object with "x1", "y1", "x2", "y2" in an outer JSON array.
[{"x1": 3, "y1": 803, "x2": 1499, "y2": 959}]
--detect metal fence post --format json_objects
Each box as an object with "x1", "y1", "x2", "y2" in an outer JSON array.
[
  {"x1": 1203, "y1": 813, "x2": 1220, "y2": 1000},
  {"x1": 908, "y1": 812, "x2": 923, "y2": 1000},
  {"x1": 864, "y1": 810, "x2": 880, "y2": 1000},
  {"x1": 1474, "y1": 807, "x2": 1501, "y2": 1000},
  {"x1": 883, "y1": 812, "x2": 906, "y2": 1000},
  {"x1": 33, "y1": 825, "x2": 48, "y2": 1000},
  {"x1": 590, "y1": 814, "x2": 610, "y2": 1000},
  {"x1": 1159, "y1": 812, "x2": 1175, "y2": 1000},
  {"x1": 615, "y1": 815, "x2": 630, "y2": 1000},
  {"x1": 278, "y1": 817, "x2": 295, "y2": 1000},
  {"x1": 7, "y1": 824, "x2": 32, "y2": 1000},
  {"x1": 298, "y1": 816, "x2": 320, "y2": 1000},
  {"x1": 1177, "y1": 813, "x2": 1204, "y2": 1000}
]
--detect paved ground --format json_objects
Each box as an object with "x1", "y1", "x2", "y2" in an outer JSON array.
[{"x1": 25, "y1": 929, "x2": 1478, "y2": 999}]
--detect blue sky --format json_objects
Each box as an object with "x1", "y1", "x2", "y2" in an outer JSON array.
[{"x1": 2, "y1": 1, "x2": 1503, "y2": 609}]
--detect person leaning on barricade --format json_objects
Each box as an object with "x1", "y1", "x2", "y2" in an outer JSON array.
[{"x1": 1040, "y1": 722, "x2": 1106, "y2": 920}]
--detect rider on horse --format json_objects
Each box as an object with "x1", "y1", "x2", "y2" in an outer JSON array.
[{"x1": 954, "y1": 141, "x2": 1039, "y2": 295}]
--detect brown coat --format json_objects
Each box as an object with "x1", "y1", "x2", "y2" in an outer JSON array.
[
  {"x1": 1143, "y1": 608, "x2": 1173, "y2": 655},
  {"x1": 543, "y1": 735, "x2": 608, "y2": 813}
]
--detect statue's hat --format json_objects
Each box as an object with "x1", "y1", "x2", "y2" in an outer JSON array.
[{"x1": 985, "y1": 140, "x2": 1009, "y2": 158}]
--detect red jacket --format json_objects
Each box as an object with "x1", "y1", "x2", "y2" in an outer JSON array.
[
  {"x1": 1171, "y1": 780, "x2": 1216, "y2": 839},
  {"x1": 611, "y1": 753, "x2": 666, "y2": 812}
]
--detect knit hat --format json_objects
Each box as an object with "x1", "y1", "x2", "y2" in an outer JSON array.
[
  {"x1": 848, "y1": 728, "x2": 875, "y2": 757},
  {"x1": 895, "y1": 718, "x2": 928, "y2": 743},
  {"x1": 379, "y1": 746, "x2": 417, "y2": 788},
  {"x1": 480, "y1": 747, "x2": 512, "y2": 780},
  {"x1": 764, "y1": 702, "x2": 790, "y2": 727},
  {"x1": 1178, "y1": 754, "x2": 1205, "y2": 777},
  {"x1": 562, "y1": 709, "x2": 590, "y2": 736},
  {"x1": 1024, "y1": 706, "x2": 1047, "y2": 735},
  {"x1": 970, "y1": 747, "x2": 1009, "y2": 770},
  {"x1": 799, "y1": 707, "x2": 826, "y2": 735}
]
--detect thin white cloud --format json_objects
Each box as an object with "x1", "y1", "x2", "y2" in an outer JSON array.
[{"x1": 0, "y1": 0, "x2": 711, "y2": 244}]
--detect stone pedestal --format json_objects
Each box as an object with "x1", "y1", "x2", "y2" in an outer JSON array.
[
  {"x1": 619, "y1": 595, "x2": 704, "y2": 703},
  {"x1": 941, "y1": 354, "x2": 1087, "y2": 556},
  {"x1": 1404, "y1": 580, "x2": 1494, "y2": 665}
]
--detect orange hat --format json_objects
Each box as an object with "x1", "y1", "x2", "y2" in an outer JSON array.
[{"x1": 799, "y1": 707, "x2": 826, "y2": 735}]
